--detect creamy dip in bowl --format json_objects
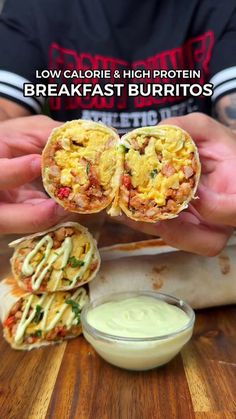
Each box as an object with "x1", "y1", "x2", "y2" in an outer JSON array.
[{"x1": 81, "y1": 291, "x2": 195, "y2": 371}]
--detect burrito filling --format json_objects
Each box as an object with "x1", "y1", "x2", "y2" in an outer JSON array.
[
  {"x1": 43, "y1": 121, "x2": 118, "y2": 212},
  {"x1": 120, "y1": 126, "x2": 199, "y2": 219},
  {"x1": 3, "y1": 288, "x2": 88, "y2": 347}
]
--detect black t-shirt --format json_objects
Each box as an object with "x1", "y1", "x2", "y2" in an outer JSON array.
[{"x1": 0, "y1": 0, "x2": 236, "y2": 133}]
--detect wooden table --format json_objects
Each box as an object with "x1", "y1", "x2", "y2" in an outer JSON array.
[{"x1": 0, "y1": 305, "x2": 235, "y2": 419}]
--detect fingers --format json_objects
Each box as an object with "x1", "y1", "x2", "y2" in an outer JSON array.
[
  {"x1": 119, "y1": 216, "x2": 232, "y2": 256},
  {"x1": 0, "y1": 155, "x2": 41, "y2": 189},
  {"x1": 159, "y1": 112, "x2": 223, "y2": 140},
  {"x1": 159, "y1": 112, "x2": 236, "y2": 148},
  {"x1": 155, "y1": 219, "x2": 232, "y2": 256},
  {"x1": 193, "y1": 184, "x2": 236, "y2": 227},
  {"x1": 0, "y1": 115, "x2": 62, "y2": 156},
  {"x1": 0, "y1": 199, "x2": 69, "y2": 234}
]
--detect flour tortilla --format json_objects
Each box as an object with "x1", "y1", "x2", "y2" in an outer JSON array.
[
  {"x1": 9, "y1": 221, "x2": 100, "y2": 293},
  {"x1": 90, "y1": 243, "x2": 236, "y2": 309}
]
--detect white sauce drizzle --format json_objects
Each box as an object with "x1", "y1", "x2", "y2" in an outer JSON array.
[
  {"x1": 21, "y1": 235, "x2": 75, "y2": 291},
  {"x1": 22, "y1": 235, "x2": 53, "y2": 276},
  {"x1": 14, "y1": 294, "x2": 47, "y2": 344},
  {"x1": 67, "y1": 245, "x2": 94, "y2": 289},
  {"x1": 13, "y1": 288, "x2": 88, "y2": 344}
]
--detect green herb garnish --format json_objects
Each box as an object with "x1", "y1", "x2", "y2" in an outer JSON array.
[
  {"x1": 65, "y1": 299, "x2": 81, "y2": 324},
  {"x1": 33, "y1": 305, "x2": 43, "y2": 324},
  {"x1": 150, "y1": 169, "x2": 158, "y2": 178},
  {"x1": 86, "y1": 163, "x2": 90, "y2": 175},
  {"x1": 120, "y1": 144, "x2": 129, "y2": 153},
  {"x1": 68, "y1": 256, "x2": 85, "y2": 268},
  {"x1": 34, "y1": 330, "x2": 42, "y2": 337}
]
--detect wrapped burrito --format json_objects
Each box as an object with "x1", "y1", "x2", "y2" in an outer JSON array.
[
  {"x1": 0, "y1": 278, "x2": 88, "y2": 350},
  {"x1": 42, "y1": 121, "x2": 200, "y2": 222},
  {"x1": 91, "y1": 241, "x2": 236, "y2": 309},
  {"x1": 9, "y1": 222, "x2": 100, "y2": 293},
  {"x1": 119, "y1": 125, "x2": 200, "y2": 222},
  {"x1": 42, "y1": 119, "x2": 120, "y2": 213}
]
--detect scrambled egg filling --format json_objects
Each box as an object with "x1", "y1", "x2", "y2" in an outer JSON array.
[
  {"x1": 43, "y1": 234, "x2": 90, "y2": 290},
  {"x1": 98, "y1": 149, "x2": 117, "y2": 187},
  {"x1": 25, "y1": 293, "x2": 78, "y2": 335},
  {"x1": 125, "y1": 128, "x2": 195, "y2": 206},
  {"x1": 53, "y1": 125, "x2": 117, "y2": 191}
]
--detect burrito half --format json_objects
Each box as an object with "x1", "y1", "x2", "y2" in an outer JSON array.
[
  {"x1": 119, "y1": 125, "x2": 200, "y2": 222},
  {"x1": 42, "y1": 120, "x2": 120, "y2": 213},
  {"x1": 0, "y1": 278, "x2": 88, "y2": 350},
  {"x1": 10, "y1": 222, "x2": 100, "y2": 293}
]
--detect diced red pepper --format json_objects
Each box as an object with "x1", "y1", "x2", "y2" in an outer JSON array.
[
  {"x1": 4, "y1": 315, "x2": 15, "y2": 327},
  {"x1": 122, "y1": 174, "x2": 132, "y2": 190},
  {"x1": 57, "y1": 186, "x2": 71, "y2": 199}
]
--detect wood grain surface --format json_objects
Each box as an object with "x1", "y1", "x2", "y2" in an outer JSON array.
[{"x1": 0, "y1": 305, "x2": 235, "y2": 419}]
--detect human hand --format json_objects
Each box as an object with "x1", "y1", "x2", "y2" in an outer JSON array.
[
  {"x1": 0, "y1": 115, "x2": 70, "y2": 234},
  {"x1": 119, "y1": 113, "x2": 235, "y2": 256}
]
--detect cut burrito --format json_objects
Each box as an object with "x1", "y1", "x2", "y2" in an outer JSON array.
[
  {"x1": 0, "y1": 278, "x2": 88, "y2": 350},
  {"x1": 42, "y1": 119, "x2": 120, "y2": 213},
  {"x1": 42, "y1": 121, "x2": 200, "y2": 222},
  {"x1": 10, "y1": 222, "x2": 100, "y2": 293},
  {"x1": 119, "y1": 125, "x2": 201, "y2": 222}
]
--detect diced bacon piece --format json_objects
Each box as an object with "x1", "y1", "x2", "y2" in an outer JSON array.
[
  {"x1": 129, "y1": 193, "x2": 144, "y2": 210},
  {"x1": 26, "y1": 336, "x2": 37, "y2": 344},
  {"x1": 161, "y1": 163, "x2": 175, "y2": 177},
  {"x1": 88, "y1": 166, "x2": 99, "y2": 187},
  {"x1": 122, "y1": 174, "x2": 132, "y2": 190},
  {"x1": 146, "y1": 208, "x2": 158, "y2": 217},
  {"x1": 90, "y1": 261, "x2": 98, "y2": 272},
  {"x1": 15, "y1": 311, "x2": 22, "y2": 320},
  {"x1": 166, "y1": 199, "x2": 178, "y2": 211},
  {"x1": 75, "y1": 194, "x2": 89, "y2": 208},
  {"x1": 183, "y1": 166, "x2": 194, "y2": 179},
  {"x1": 49, "y1": 165, "x2": 61, "y2": 177},
  {"x1": 54, "y1": 227, "x2": 74, "y2": 242},
  {"x1": 167, "y1": 188, "x2": 177, "y2": 198},
  {"x1": 55, "y1": 141, "x2": 62, "y2": 151},
  {"x1": 176, "y1": 183, "x2": 191, "y2": 203},
  {"x1": 139, "y1": 137, "x2": 149, "y2": 154}
]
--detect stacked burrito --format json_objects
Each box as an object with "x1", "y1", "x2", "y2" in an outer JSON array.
[{"x1": 0, "y1": 222, "x2": 100, "y2": 350}]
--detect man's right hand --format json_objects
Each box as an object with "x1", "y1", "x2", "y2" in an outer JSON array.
[{"x1": 119, "y1": 113, "x2": 236, "y2": 256}]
